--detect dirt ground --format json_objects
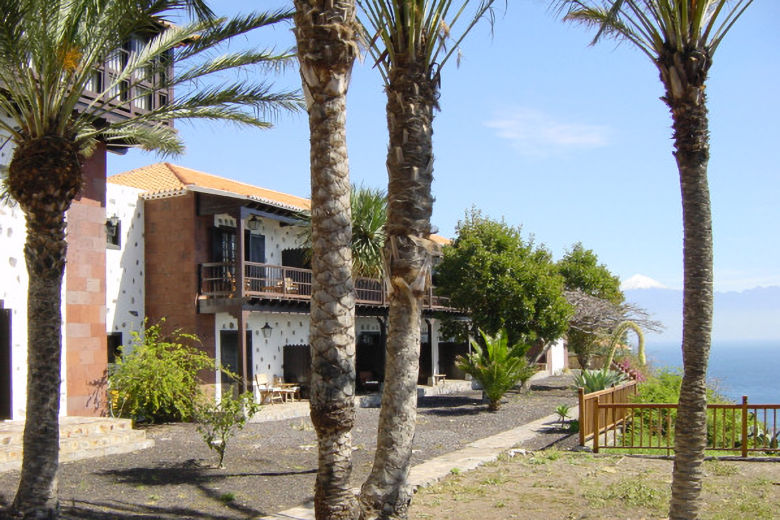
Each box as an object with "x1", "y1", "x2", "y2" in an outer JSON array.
[
  {"x1": 410, "y1": 451, "x2": 780, "y2": 520},
  {"x1": 0, "y1": 377, "x2": 579, "y2": 519}
]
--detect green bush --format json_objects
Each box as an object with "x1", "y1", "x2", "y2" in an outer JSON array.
[
  {"x1": 574, "y1": 369, "x2": 627, "y2": 393},
  {"x1": 194, "y1": 392, "x2": 260, "y2": 468},
  {"x1": 630, "y1": 368, "x2": 738, "y2": 448},
  {"x1": 456, "y1": 329, "x2": 538, "y2": 411},
  {"x1": 108, "y1": 320, "x2": 217, "y2": 423}
]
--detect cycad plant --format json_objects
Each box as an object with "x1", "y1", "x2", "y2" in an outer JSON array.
[
  {"x1": 0, "y1": 1, "x2": 298, "y2": 517},
  {"x1": 456, "y1": 329, "x2": 537, "y2": 411},
  {"x1": 556, "y1": 2, "x2": 753, "y2": 518}
]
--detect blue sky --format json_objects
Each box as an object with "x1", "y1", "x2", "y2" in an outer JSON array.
[{"x1": 107, "y1": 0, "x2": 780, "y2": 293}]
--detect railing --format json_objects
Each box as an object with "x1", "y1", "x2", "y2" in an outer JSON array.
[
  {"x1": 590, "y1": 396, "x2": 780, "y2": 457},
  {"x1": 199, "y1": 261, "x2": 455, "y2": 310},
  {"x1": 77, "y1": 38, "x2": 173, "y2": 124},
  {"x1": 578, "y1": 380, "x2": 639, "y2": 447}
]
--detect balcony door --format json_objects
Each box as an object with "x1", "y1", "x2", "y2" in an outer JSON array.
[{"x1": 244, "y1": 231, "x2": 266, "y2": 289}]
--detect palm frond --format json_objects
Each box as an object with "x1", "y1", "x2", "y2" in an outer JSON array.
[
  {"x1": 556, "y1": 0, "x2": 753, "y2": 61},
  {"x1": 0, "y1": 0, "x2": 301, "y2": 158},
  {"x1": 357, "y1": 0, "x2": 495, "y2": 81}
]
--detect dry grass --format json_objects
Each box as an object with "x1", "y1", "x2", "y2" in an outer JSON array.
[{"x1": 410, "y1": 451, "x2": 780, "y2": 520}]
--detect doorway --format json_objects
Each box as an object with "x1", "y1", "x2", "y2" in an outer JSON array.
[
  {"x1": 0, "y1": 308, "x2": 11, "y2": 419},
  {"x1": 219, "y1": 330, "x2": 252, "y2": 396}
]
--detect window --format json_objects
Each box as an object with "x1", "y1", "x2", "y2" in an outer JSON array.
[
  {"x1": 107, "y1": 332, "x2": 123, "y2": 365},
  {"x1": 106, "y1": 216, "x2": 121, "y2": 249}
]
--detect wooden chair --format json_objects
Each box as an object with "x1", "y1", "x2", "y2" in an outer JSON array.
[{"x1": 255, "y1": 373, "x2": 283, "y2": 404}]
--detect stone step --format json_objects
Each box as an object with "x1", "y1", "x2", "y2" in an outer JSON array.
[{"x1": 0, "y1": 417, "x2": 154, "y2": 473}]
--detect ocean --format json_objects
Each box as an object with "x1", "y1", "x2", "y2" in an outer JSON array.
[{"x1": 645, "y1": 340, "x2": 780, "y2": 404}]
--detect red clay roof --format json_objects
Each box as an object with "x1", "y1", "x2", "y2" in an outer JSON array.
[
  {"x1": 108, "y1": 162, "x2": 311, "y2": 211},
  {"x1": 109, "y1": 162, "x2": 451, "y2": 243}
]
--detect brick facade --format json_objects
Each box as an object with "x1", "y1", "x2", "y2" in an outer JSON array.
[{"x1": 65, "y1": 143, "x2": 108, "y2": 416}]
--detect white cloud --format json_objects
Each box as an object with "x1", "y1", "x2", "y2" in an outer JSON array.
[{"x1": 484, "y1": 107, "x2": 610, "y2": 157}]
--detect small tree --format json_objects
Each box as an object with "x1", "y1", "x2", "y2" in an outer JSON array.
[
  {"x1": 109, "y1": 320, "x2": 216, "y2": 423},
  {"x1": 558, "y1": 243, "x2": 623, "y2": 368},
  {"x1": 437, "y1": 209, "x2": 571, "y2": 347},
  {"x1": 456, "y1": 329, "x2": 537, "y2": 411},
  {"x1": 194, "y1": 391, "x2": 260, "y2": 468}
]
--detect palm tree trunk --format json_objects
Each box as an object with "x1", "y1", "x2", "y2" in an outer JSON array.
[
  {"x1": 8, "y1": 136, "x2": 82, "y2": 519},
  {"x1": 293, "y1": 2, "x2": 358, "y2": 519},
  {"x1": 12, "y1": 244, "x2": 65, "y2": 519},
  {"x1": 359, "y1": 65, "x2": 437, "y2": 520},
  {"x1": 665, "y1": 74, "x2": 713, "y2": 520}
]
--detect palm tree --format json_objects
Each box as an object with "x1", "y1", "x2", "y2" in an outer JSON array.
[
  {"x1": 0, "y1": 1, "x2": 298, "y2": 517},
  {"x1": 356, "y1": 0, "x2": 494, "y2": 517},
  {"x1": 292, "y1": 0, "x2": 360, "y2": 517},
  {"x1": 557, "y1": 1, "x2": 753, "y2": 518}
]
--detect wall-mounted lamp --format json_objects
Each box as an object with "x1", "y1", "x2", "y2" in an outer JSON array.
[
  {"x1": 246, "y1": 215, "x2": 261, "y2": 231},
  {"x1": 261, "y1": 322, "x2": 273, "y2": 338}
]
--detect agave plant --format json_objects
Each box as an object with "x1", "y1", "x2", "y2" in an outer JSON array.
[
  {"x1": 456, "y1": 329, "x2": 537, "y2": 411},
  {"x1": 574, "y1": 368, "x2": 627, "y2": 394}
]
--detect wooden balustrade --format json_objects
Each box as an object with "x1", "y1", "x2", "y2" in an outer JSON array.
[
  {"x1": 199, "y1": 261, "x2": 455, "y2": 310},
  {"x1": 582, "y1": 393, "x2": 780, "y2": 457}
]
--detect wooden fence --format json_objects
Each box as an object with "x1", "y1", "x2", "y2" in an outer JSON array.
[
  {"x1": 590, "y1": 396, "x2": 780, "y2": 457},
  {"x1": 578, "y1": 380, "x2": 639, "y2": 446}
]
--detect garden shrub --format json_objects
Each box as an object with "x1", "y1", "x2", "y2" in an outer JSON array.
[
  {"x1": 108, "y1": 320, "x2": 217, "y2": 423},
  {"x1": 630, "y1": 368, "x2": 737, "y2": 447},
  {"x1": 574, "y1": 368, "x2": 627, "y2": 393},
  {"x1": 194, "y1": 391, "x2": 260, "y2": 468}
]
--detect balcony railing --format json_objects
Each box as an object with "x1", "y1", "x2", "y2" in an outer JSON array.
[
  {"x1": 199, "y1": 261, "x2": 454, "y2": 310},
  {"x1": 77, "y1": 38, "x2": 173, "y2": 124}
]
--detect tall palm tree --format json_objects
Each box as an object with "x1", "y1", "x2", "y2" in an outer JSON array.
[
  {"x1": 0, "y1": 1, "x2": 298, "y2": 517},
  {"x1": 557, "y1": 1, "x2": 753, "y2": 518},
  {"x1": 292, "y1": 0, "x2": 360, "y2": 518},
  {"x1": 356, "y1": 0, "x2": 494, "y2": 517}
]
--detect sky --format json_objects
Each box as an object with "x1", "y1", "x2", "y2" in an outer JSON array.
[{"x1": 106, "y1": 0, "x2": 780, "y2": 294}]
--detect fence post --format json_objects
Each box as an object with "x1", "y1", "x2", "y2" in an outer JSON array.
[
  {"x1": 578, "y1": 387, "x2": 585, "y2": 446},
  {"x1": 593, "y1": 397, "x2": 600, "y2": 454},
  {"x1": 741, "y1": 395, "x2": 748, "y2": 458}
]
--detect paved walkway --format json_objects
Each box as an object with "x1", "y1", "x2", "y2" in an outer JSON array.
[{"x1": 257, "y1": 406, "x2": 578, "y2": 520}]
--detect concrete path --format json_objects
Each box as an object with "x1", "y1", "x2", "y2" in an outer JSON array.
[{"x1": 257, "y1": 406, "x2": 578, "y2": 520}]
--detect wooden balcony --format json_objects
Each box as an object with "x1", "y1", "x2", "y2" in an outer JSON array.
[
  {"x1": 76, "y1": 38, "x2": 173, "y2": 126},
  {"x1": 199, "y1": 262, "x2": 455, "y2": 311}
]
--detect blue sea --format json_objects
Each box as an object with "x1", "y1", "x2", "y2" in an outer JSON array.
[{"x1": 646, "y1": 340, "x2": 780, "y2": 404}]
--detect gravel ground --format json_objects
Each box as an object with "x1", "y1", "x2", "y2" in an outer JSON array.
[{"x1": 0, "y1": 375, "x2": 578, "y2": 520}]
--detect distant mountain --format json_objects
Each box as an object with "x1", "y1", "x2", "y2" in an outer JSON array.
[
  {"x1": 621, "y1": 274, "x2": 667, "y2": 290},
  {"x1": 624, "y1": 285, "x2": 780, "y2": 342}
]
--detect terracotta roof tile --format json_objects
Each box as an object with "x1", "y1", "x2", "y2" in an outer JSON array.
[
  {"x1": 108, "y1": 162, "x2": 310, "y2": 211},
  {"x1": 109, "y1": 162, "x2": 450, "y2": 243}
]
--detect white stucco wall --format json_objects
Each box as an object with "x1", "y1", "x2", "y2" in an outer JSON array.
[
  {"x1": 0, "y1": 179, "x2": 30, "y2": 419},
  {"x1": 106, "y1": 183, "x2": 145, "y2": 345},
  {"x1": 0, "y1": 126, "x2": 69, "y2": 419},
  {"x1": 214, "y1": 212, "x2": 307, "y2": 263},
  {"x1": 214, "y1": 311, "x2": 311, "y2": 398},
  {"x1": 547, "y1": 338, "x2": 566, "y2": 375}
]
